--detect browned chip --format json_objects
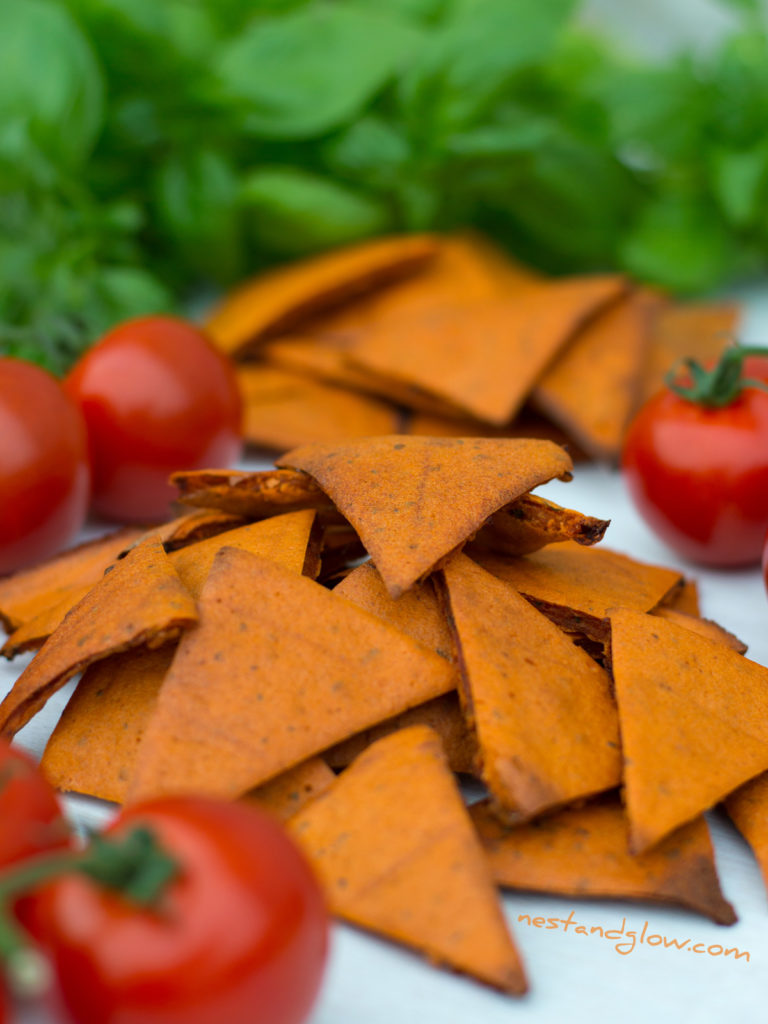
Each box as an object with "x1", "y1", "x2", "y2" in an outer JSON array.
[
  {"x1": 244, "y1": 757, "x2": 336, "y2": 822},
  {"x1": 468, "y1": 494, "x2": 608, "y2": 558},
  {"x1": 610, "y1": 608, "x2": 768, "y2": 853},
  {"x1": 659, "y1": 578, "x2": 700, "y2": 617},
  {"x1": 280, "y1": 435, "x2": 574, "y2": 598},
  {"x1": 172, "y1": 468, "x2": 330, "y2": 518},
  {"x1": 642, "y1": 302, "x2": 740, "y2": 402},
  {"x1": 206, "y1": 234, "x2": 439, "y2": 356},
  {"x1": 533, "y1": 291, "x2": 652, "y2": 460},
  {"x1": 474, "y1": 541, "x2": 682, "y2": 648},
  {"x1": 0, "y1": 538, "x2": 197, "y2": 738},
  {"x1": 41, "y1": 644, "x2": 176, "y2": 803},
  {"x1": 439, "y1": 555, "x2": 621, "y2": 823},
  {"x1": 471, "y1": 795, "x2": 736, "y2": 925},
  {"x1": 169, "y1": 510, "x2": 316, "y2": 597},
  {"x1": 350, "y1": 277, "x2": 627, "y2": 426},
  {"x1": 324, "y1": 694, "x2": 476, "y2": 775},
  {"x1": 0, "y1": 527, "x2": 145, "y2": 633},
  {"x1": 289, "y1": 726, "x2": 528, "y2": 994},
  {"x1": 128, "y1": 548, "x2": 455, "y2": 802},
  {"x1": 237, "y1": 365, "x2": 400, "y2": 450}
]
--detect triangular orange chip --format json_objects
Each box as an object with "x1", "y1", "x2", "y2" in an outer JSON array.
[
  {"x1": 169, "y1": 510, "x2": 316, "y2": 597},
  {"x1": 533, "y1": 291, "x2": 652, "y2": 460},
  {"x1": 0, "y1": 538, "x2": 197, "y2": 738},
  {"x1": 289, "y1": 725, "x2": 527, "y2": 994},
  {"x1": 474, "y1": 542, "x2": 682, "y2": 647},
  {"x1": 471, "y1": 795, "x2": 736, "y2": 924},
  {"x1": 206, "y1": 234, "x2": 438, "y2": 355},
  {"x1": 610, "y1": 608, "x2": 768, "y2": 853},
  {"x1": 439, "y1": 554, "x2": 621, "y2": 822},
  {"x1": 349, "y1": 276, "x2": 627, "y2": 425},
  {"x1": 280, "y1": 435, "x2": 573, "y2": 597},
  {"x1": 128, "y1": 548, "x2": 455, "y2": 801}
]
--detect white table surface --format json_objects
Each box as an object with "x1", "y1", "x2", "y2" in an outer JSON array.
[{"x1": 5, "y1": 288, "x2": 768, "y2": 1023}]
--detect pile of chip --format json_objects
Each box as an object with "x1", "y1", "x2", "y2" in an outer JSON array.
[
  {"x1": 1, "y1": 435, "x2": 767, "y2": 996},
  {"x1": 205, "y1": 234, "x2": 739, "y2": 461}
]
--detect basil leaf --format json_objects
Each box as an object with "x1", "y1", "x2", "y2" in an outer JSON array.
[
  {"x1": 217, "y1": 5, "x2": 420, "y2": 139},
  {"x1": 0, "y1": 0, "x2": 104, "y2": 166},
  {"x1": 241, "y1": 167, "x2": 390, "y2": 254}
]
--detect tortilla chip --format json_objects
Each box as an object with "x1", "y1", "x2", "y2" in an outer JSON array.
[
  {"x1": 237, "y1": 365, "x2": 400, "y2": 450},
  {"x1": 471, "y1": 795, "x2": 736, "y2": 925},
  {"x1": 128, "y1": 548, "x2": 455, "y2": 802},
  {"x1": 289, "y1": 725, "x2": 527, "y2": 994},
  {"x1": 651, "y1": 607, "x2": 747, "y2": 654},
  {"x1": 262, "y1": 329, "x2": 467, "y2": 418},
  {"x1": 169, "y1": 510, "x2": 316, "y2": 598},
  {"x1": 244, "y1": 757, "x2": 335, "y2": 822},
  {"x1": 334, "y1": 562, "x2": 454, "y2": 659},
  {"x1": 206, "y1": 234, "x2": 439, "y2": 356},
  {"x1": 439, "y1": 555, "x2": 621, "y2": 823},
  {"x1": 357, "y1": 233, "x2": 540, "y2": 324},
  {"x1": 172, "y1": 468, "x2": 330, "y2": 518},
  {"x1": 2, "y1": 582, "x2": 95, "y2": 659},
  {"x1": 0, "y1": 538, "x2": 197, "y2": 739},
  {"x1": 279, "y1": 435, "x2": 574, "y2": 598},
  {"x1": 324, "y1": 693, "x2": 476, "y2": 775},
  {"x1": 0, "y1": 527, "x2": 145, "y2": 633},
  {"x1": 610, "y1": 608, "x2": 768, "y2": 853},
  {"x1": 724, "y1": 773, "x2": 768, "y2": 897},
  {"x1": 350, "y1": 276, "x2": 627, "y2": 426},
  {"x1": 468, "y1": 494, "x2": 609, "y2": 558},
  {"x1": 642, "y1": 303, "x2": 740, "y2": 403},
  {"x1": 474, "y1": 542, "x2": 682, "y2": 648},
  {"x1": 41, "y1": 643, "x2": 176, "y2": 803},
  {"x1": 533, "y1": 291, "x2": 651, "y2": 460}
]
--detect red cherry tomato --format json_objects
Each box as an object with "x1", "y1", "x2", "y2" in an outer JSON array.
[
  {"x1": 0, "y1": 740, "x2": 69, "y2": 868},
  {"x1": 0, "y1": 360, "x2": 90, "y2": 574},
  {"x1": 763, "y1": 529, "x2": 768, "y2": 596},
  {"x1": 622, "y1": 373, "x2": 768, "y2": 567},
  {"x1": 65, "y1": 318, "x2": 242, "y2": 522},
  {"x1": 26, "y1": 797, "x2": 329, "y2": 1024}
]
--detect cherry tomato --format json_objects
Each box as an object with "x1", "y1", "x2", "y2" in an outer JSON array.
[
  {"x1": 763, "y1": 529, "x2": 768, "y2": 596},
  {"x1": 65, "y1": 318, "x2": 242, "y2": 522},
  {"x1": 0, "y1": 740, "x2": 69, "y2": 868},
  {"x1": 622, "y1": 373, "x2": 768, "y2": 567},
  {"x1": 26, "y1": 797, "x2": 329, "y2": 1024},
  {"x1": 0, "y1": 360, "x2": 90, "y2": 574}
]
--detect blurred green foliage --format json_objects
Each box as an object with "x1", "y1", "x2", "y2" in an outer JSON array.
[{"x1": 2, "y1": 0, "x2": 768, "y2": 372}]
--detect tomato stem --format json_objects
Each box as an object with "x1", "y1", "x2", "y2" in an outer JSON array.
[
  {"x1": 0, "y1": 827, "x2": 179, "y2": 1001},
  {"x1": 666, "y1": 344, "x2": 768, "y2": 407}
]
